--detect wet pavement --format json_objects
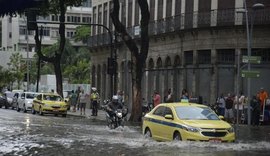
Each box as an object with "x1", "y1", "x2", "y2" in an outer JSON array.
[{"x1": 0, "y1": 108, "x2": 270, "y2": 156}]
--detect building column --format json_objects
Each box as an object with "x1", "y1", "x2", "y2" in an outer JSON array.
[
  {"x1": 193, "y1": 0, "x2": 199, "y2": 28},
  {"x1": 192, "y1": 50, "x2": 198, "y2": 97},
  {"x1": 235, "y1": 48, "x2": 241, "y2": 95},
  {"x1": 211, "y1": 0, "x2": 218, "y2": 27},
  {"x1": 210, "y1": 49, "x2": 218, "y2": 104},
  {"x1": 181, "y1": 0, "x2": 186, "y2": 29}
]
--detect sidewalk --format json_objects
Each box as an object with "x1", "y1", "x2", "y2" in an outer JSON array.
[{"x1": 67, "y1": 108, "x2": 107, "y2": 121}]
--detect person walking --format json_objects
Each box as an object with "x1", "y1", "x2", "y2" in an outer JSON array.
[
  {"x1": 181, "y1": 89, "x2": 189, "y2": 100},
  {"x1": 216, "y1": 94, "x2": 225, "y2": 116},
  {"x1": 164, "y1": 88, "x2": 173, "y2": 103},
  {"x1": 225, "y1": 93, "x2": 234, "y2": 124},
  {"x1": 75, "y1": 86, "x2": 82, "y2": 111},
  {"x1": 117, "y1": 90, "x2": 124, "y2": 105},
  {"x1": 251, "y1": 95, "x2": 261, "y2": 126},
  {"x1": 258, "y1": 87, "x2": 268, "y2": 111},
  {"x1": 90, "y1": 87, "x2": 100, "y2": 116},
  {"x1": 70, "y1": 90, "x2": 77, "y2": 112},
  {"x1": 78, "y1": 89, "x2": 88, "y2": 116},
  {"x1": 152, "y1": 90, "x2": 161, "y2": 107},
  {"x1": 234, "y1": 92, "x2": 245, "y2": 124}
]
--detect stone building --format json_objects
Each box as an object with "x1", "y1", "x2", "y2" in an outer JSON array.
[{"x1": 89, "y1": 0, "x2": 270, "y2": 107}]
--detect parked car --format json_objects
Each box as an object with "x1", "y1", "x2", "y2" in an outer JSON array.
[
  {"x1": 32, "y1": 93, "x2": 68, "y2": 117},
  {"x1": 142, "y1": 102, "x2": 235, "y2": 142},
  {"x1": 0, "y1": 94, "x2": 7, "y2": 108},
  {"x1": 3, "y1": 91, "x2": 15, "y2": 109},
  {"x1": 17, "y1": 92, "x2": 38, "y2": 113}
]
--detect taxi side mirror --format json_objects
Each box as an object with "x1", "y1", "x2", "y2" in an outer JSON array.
[
  {"x1": 165, "y1": 114, "x2": 173, "y2": 120},
  {"x1": 218, "y1": 116, "x2": 225, "y2": 120}
]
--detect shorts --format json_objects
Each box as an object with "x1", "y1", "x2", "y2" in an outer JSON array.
[
  {"x1": 80, "y1": 103, "x2": 86, "y2": 109},
  {"x1": 225, "y1": 109, "x2": 234, "y2": 119}
]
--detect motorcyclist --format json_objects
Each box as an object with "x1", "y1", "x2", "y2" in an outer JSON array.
[{"x1": 106, "y1": 95, "x2": 124, "y2": 118}]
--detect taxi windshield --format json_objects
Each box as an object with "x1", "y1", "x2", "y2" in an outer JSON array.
[
  {"x1": 175, "y1": 106, "x2": 219, "y2": 120},
  {"x1": 44, "y1": 95, "x2": 62, "y2": 101}
]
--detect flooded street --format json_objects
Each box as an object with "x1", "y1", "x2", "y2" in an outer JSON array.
[{"x1": 1, "y1": 109, "x2": 270, "y2": 156}]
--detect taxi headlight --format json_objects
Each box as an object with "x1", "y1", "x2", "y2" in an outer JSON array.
[
  {"x1": 183, "y1": 125, "x2": 200, "y2": 132},
  {"x1": 227, "y1": 127, "x2": 234, "y2": 133},
  {"x1": 62, "y1": 105, "x2": 68, "y2": 108}
]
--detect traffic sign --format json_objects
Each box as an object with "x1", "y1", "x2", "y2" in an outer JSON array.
[
  {"x1": 241, "y1": 70, "x2": 260, "y2": 78},
  {"x1": 242, "y1": 56, "x2": 261, "y2": 64}
]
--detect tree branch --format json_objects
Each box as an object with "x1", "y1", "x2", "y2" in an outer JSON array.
[{"x1": 111, "y1": 0, "x2": 139, "y2": 58}]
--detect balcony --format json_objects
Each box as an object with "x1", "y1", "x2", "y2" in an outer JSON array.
[{"x1": 88, "y1": 7, "x2": 270, "y2": 48}]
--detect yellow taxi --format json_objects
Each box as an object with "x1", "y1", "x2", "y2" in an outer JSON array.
[
  {"x1": 142, "y1": 102, "x2": 235, "y2": 142},
  {"x1": 32, "y1": 93, "x2": 68, "y2": 117}
]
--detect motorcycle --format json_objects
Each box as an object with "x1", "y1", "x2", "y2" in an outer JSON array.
[
  {"x1": 142, "y1": 102, "x2": 153, "y2": 116},
  {"x1": 106, "y1": 107, "x2": 128, "y2": 129}
]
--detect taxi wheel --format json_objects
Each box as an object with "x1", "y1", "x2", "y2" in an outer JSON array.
[
  {"x1": 173, "y1": 132, "x2": 182, "y2": 141},
  {"x1": 144, "y1": 128, "x2": 152, "y2": 138},
  {"x1": 62, "y1": 114, "x2": 67, "y2": 117}
]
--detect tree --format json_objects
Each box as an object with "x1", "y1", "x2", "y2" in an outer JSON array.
[
  {"x1": 0, "y1": 66, "x2": 14, "y2": 90},
  {"x1": 73, "y1": 25, "x2": 91, "y2": 43},
  {"x1": 7, "y1": 53, "x2": 26, "y2": 89},
  {"x1": 111, "y1": 0, "x2": 150, "y2": 121},
  {"x1": 33, "y1": 0, "x2": 85, "y2": 96}
]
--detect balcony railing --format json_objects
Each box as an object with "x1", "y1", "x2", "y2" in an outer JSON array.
[{"x1": 88, "y1": 7, "x2": 270, "y2": 47}]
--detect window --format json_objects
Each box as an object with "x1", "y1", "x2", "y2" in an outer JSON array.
[
  {"x1": 104, "y1": 3, "x2": 108, "y2": 26},
  {"x1": 67, "y1": 16, "x2": 71, "y2": 22},
  {"x1": 251, "y1": 48, "x2": 270, "y2": 63},
  {"x1": 157, "y1": 0, "x2": 164, "y2": 20},
  {"x1": 164, "y1": 107, "x2": 173, "y2": 116},
  {"x1": 9, "y1": 32, "x2": 12, "y2": 38},
  {"x1": 185, "y1": 51, "x2": 193, "y2": 65},
  {"x1": 153, "y1": 106, "x2": 166, "y2": 116},
  {"x1": 127, "y1": 0, "x2": 132, "y2": 27},
  {"x1": 198, "y1": 50, "x2": 211, "y2": 64},
  {"x1": 217, "y1": 49, "x2": 235, "y2": 64},
  {"x1": 166, "y1": 0, "x2": 172, "y2": 17},
  {"x1": 40, "y1": 27, "x2": 50, "y2": 36}
]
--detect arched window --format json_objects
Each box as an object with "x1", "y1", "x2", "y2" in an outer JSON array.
[
  {"x1": 148, "y1": 58, "x2": 154, "y2": 69},
  {"x1": 157, "y1": 57, "x2": 162, "y2": 68}
]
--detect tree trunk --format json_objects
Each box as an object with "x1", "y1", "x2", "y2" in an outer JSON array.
[
  {"x1": 111, "y1": 0, "x2": 149, "y2": 122},
  {"x1": 54, "y1": 59, "x2": 63, "y2": 97}
]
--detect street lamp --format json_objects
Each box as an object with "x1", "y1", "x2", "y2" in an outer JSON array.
[{"x1": 237, "y1": 1, "x2": 264, "y2": 126}]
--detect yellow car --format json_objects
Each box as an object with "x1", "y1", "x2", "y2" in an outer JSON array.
[
  {"x1": 32, "y1": 93, "x2": 68, "y2": 117},
  {"x1": 142, "y1": 102, "x2": 235, "y2": 142}
]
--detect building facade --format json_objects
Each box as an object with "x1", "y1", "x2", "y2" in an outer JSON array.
[
  {"x1": 89, "y1": 0, "x2": 270, "y2": 107},
  {"x1": 1, "y1": 0, "x2": 92, "y2": 53}
]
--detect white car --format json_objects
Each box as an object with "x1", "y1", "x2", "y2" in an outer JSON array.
[{"x1": 17, "y1": 92, "x2": 38, "y2": 113}]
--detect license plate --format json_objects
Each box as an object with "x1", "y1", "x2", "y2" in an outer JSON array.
[
  {"x1": 53, "y1": 109, "x2": 59, "y2": 112},
  {"x1": 209, "y1": 138, "x2": 222, "y2": 143}
]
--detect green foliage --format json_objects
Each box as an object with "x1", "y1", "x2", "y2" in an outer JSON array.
[
  {"x1": 0, "y1": 66, "x2": 14, "y2": 90},
  {"x1": 7, "y1": 53, "x2": 26, "y2": 89},
  {"x1": 34, "y1": 40, "x2": 91, "y2": 83},
  {"x1": 73, "y1": 25, "x2": 91, "y2": 42}
]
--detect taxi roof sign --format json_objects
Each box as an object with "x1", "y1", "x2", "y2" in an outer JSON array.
[{"x1": 180, "y1": 99, "x2": 189, "y2": 103}]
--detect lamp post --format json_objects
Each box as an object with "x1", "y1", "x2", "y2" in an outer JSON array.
[{"x1": 238, "y1": 1, "x2": 264, "y2": 125}]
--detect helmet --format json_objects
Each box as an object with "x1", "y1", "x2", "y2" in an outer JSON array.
[
  {"x1": 112, "y1": 95, "x2": 118, "y2": 103},
  {"x1": 92, "y1": 87, "x2": 97, "y2": 91}
]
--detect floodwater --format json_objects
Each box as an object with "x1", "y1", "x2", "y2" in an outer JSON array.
[{"x1": 0, "y1": 109, "x2": 270, "y2": 156}]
